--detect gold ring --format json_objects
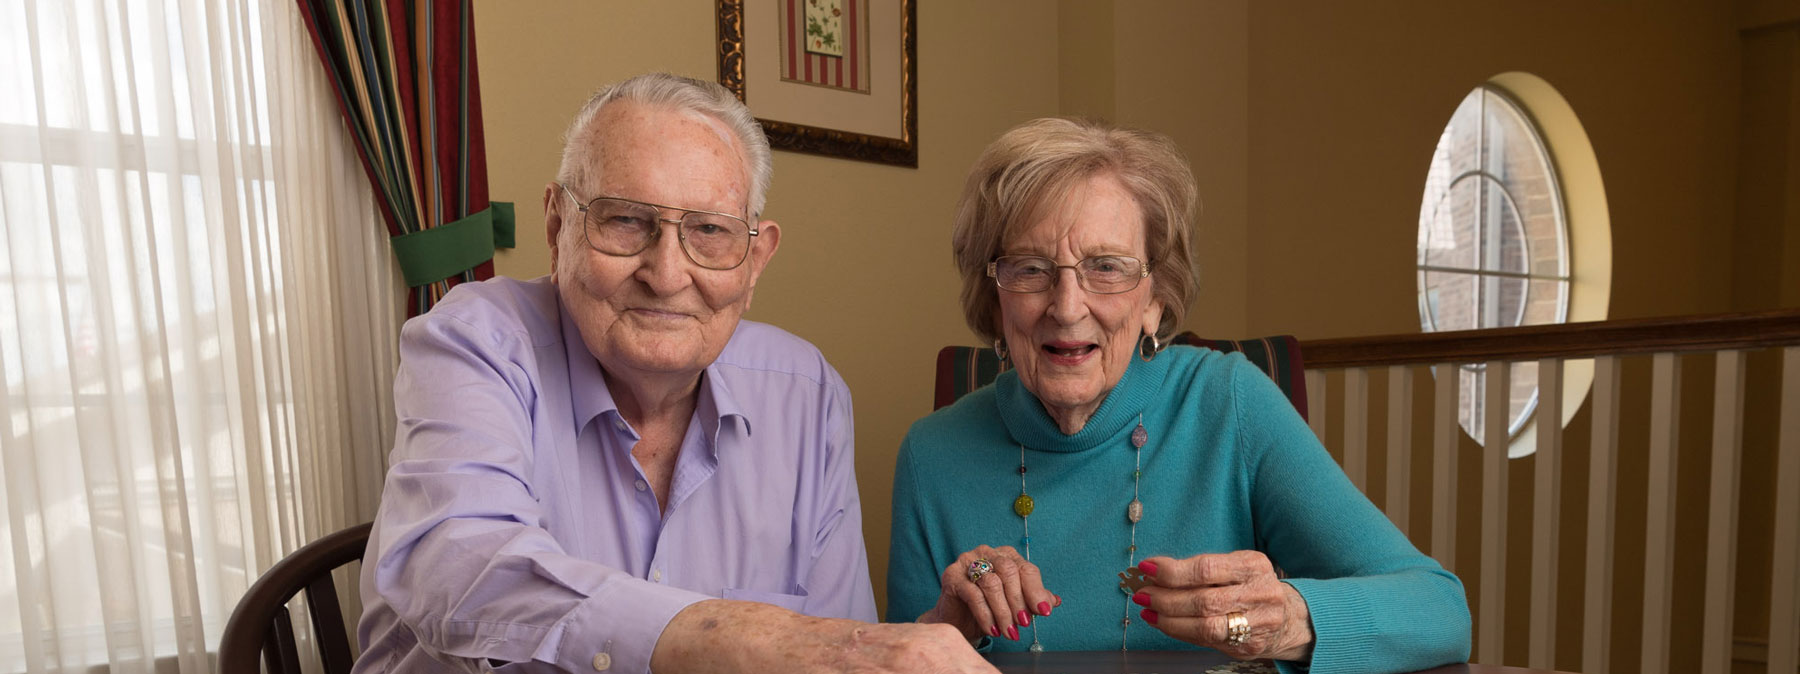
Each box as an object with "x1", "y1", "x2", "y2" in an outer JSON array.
[{"x1": 1225, "y1": 611, "x2": 1250, "y2": 646}]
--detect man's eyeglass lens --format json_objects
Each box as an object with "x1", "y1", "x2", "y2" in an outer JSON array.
[
  {"x1": 583, "y1": 198, "x2": 752, "y2": 270},
  {"x1": 991, "y1": 255, "x2": 1146, "y2": 294}
]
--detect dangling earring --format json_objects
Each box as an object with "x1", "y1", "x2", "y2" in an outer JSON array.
[
  {"x1": 1137, "y1": 332, "x2": 1160, "y2": 362},
  {"x1": 995, "y1": 338, "x2": 1010, "y2": 362}
]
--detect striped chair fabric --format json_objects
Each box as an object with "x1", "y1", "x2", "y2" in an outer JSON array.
[{"x1": 932, "y1": 332, "x2": 1309, "y2": 421}]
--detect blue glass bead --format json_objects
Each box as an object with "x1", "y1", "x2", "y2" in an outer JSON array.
[{"x1": 1022, "y1": 536, "x2": 1032, "y2": 545}]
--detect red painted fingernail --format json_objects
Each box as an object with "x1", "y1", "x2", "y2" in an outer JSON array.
[
  {"x1": 1017, "y1": 609, "x2": 1030, "y2": 626},
  {"x1": 1037, "y1": 601, "x2": 1052, "y2": 616},
  {"x1": 1139, "y1": 560, "x2": 1159, "y2": 576},
  {"x1": 1054, "y1": 594, "x2": 1063, "y2": 607},
  {"x1": 1141, "y1": 608, "x2": 1159, "y2": 625},
  {"x1": 1007, "y1": 625, "x2": 1019, "y2": 641},
  {"x1": 1132, "y1": 591, "x2": 1151, "y2": 607},
  {"x1": 990, "y1": 625, "x2": 1000, "y2": 637}
]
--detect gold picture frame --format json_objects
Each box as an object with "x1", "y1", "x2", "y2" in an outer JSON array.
[{"x1": 717, "y1": 0, "x2": 917, "y2": 167}]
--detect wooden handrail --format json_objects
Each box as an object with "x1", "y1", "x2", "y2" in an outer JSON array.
[{"x1": 1300, "y1": 307, "x2": 1800, "y2": 368}]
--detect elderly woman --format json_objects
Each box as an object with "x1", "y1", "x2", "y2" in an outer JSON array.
[{"x1": 885, "y1": 118, "x2": 1471, "y2": 673}]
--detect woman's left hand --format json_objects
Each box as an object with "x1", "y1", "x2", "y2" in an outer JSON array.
[{"x1": 1129, "y1": 551, "x2": 1314, "y2": 662}]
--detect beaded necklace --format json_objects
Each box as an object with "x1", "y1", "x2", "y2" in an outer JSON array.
[{"x1": 1014, "y1": 413, "x2": 1148, "y2": 652}]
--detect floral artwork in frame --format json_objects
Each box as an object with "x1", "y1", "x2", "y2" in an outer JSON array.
[
  {"x1": 804, "y1": 0, "x2": 844, "y2": 57},
  {"x1": 717, "y1": 0, "x2": 917, "y2": 167}
]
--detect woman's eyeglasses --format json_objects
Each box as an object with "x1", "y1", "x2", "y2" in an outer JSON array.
[{"x1": 987, "y1": 255, "x2": 1150, "y2": 294}]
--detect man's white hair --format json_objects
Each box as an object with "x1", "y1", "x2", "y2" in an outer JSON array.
[{"x1": 555, "y1": 73, "x2": 773, "y2": 218}]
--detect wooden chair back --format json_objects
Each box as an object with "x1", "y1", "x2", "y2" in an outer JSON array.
[{"x1": 218, "y1": 522, "x2": 372, "y2": 674}]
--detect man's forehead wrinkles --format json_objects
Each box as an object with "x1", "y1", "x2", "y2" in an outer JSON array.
[{"x1": 584, "y1": 108, "x2": 749, "y2": 215}]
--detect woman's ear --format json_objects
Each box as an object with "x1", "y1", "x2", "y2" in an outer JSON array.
[{"x1": 1140, "y1": 292, "x2": 1164, "y2": 343}]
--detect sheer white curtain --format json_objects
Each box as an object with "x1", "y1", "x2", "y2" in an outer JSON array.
[{"x1": 0, "y1": 0, "x2": 398, "y2": 671}]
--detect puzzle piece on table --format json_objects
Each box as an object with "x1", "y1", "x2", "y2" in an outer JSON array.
[{"x1": 1205, "y1": 660, "x2": 1276, "y2": 674}]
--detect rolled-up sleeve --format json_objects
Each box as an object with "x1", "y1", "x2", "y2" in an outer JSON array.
[{"x1": 365, "y1": 308, "x2": 706, "y2": 673}]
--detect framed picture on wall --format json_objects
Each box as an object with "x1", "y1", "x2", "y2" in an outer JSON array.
[{"x1": 716, "y1": 0, "x2": 917, "y2": 167}]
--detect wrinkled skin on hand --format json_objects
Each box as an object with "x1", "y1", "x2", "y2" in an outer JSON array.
[
  {"x1": 918, "y1": 544, "x2": 1059, "y2": 644},
  {"x1": 652, "y1": 599, "x2": 1001, "y2": 674},
  {"x1": 1132, "y1": 550, "x2": 1314, "y2": 662}
]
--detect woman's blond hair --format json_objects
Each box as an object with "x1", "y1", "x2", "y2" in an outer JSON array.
[{"x1": 950, "y1": 117, "x2": 1200, "y2": 345}]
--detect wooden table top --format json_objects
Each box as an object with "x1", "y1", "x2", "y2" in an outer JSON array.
[{"x1": 984, "y1": 651, "x2": 1574, "y2": 674}]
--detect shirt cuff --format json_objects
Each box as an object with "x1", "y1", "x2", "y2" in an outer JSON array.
[
  {"x1": 1280, "y1": 578, "x2": 1377, "y2": 674},
  {"x1": 542, "y1": 576, "x2": 710, "y2": 674}
]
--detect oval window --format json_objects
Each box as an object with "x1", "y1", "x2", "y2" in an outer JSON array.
[{"x1": 1417, "y1": 85, "x2": 1571, "y2": 445}]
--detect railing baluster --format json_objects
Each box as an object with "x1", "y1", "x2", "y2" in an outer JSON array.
[
  {"x1": 1478, "y1": 361, "x2": 1510, "y2": 665},
  {"x1": 1770, "y1": 347, "x2": 1800, "y2": 674},
  {"x1": 1307, "y1": 370, "x2": 1327, "y2": 443},
  {"x1": 1584, "y1": 355, "x2": 1621, "y2": 674},
  {"x1": 1343, "y1": 367, "x2": 1369, "y2": 490},
  {"x1": 1432, "y1": 364, "x2": 1459, "y2": 572},
  {"x1": 1642, "y1": 352, "x2": 1681, "y2": 674},
  {"x1": 1386, "y1": 365, "x2": 1413, "y2": 536},
  {"x1": 1701, "y1": 350, "x2": 1745, "y2": 674},
  {"x1": 1529, "y1": 358, "x2": 1564, "y2": 670},
  {"x1": 1288, "y1": 311, "x2": 1800, "y2": 674}
]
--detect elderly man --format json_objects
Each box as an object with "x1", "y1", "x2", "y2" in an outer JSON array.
[{"x1": 354, "y1": 73, "x2": 991, "y2": 673}]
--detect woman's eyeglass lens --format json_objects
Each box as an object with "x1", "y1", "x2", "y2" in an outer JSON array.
[{"x1": 988, "y1": 255, "x2": 1148, "y2": 294}]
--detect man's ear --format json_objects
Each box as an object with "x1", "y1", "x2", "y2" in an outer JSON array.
[
  {"x1": 544, "y1": 183, "x2": 564, "y2": 281},
  {"x1": 745, "y1": 220, "x2": 781, "y2": 285},
  {"x1": 739, "y1": 220, "x2": 780, "y2": 311}
]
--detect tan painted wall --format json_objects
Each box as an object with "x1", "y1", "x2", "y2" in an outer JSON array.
[
  {"x1": 1242, "y1": 2, "x2": 1743, "y2": 339},
  {"x1": 1116, "y1": 2, "x2": 1252, "y2": 340},
  {"x1": 470, "y1": 1, "x2": 1795, "y2": 657}
]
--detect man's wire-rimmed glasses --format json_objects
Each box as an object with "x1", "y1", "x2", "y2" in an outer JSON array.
[
  {"x1": 987, "y1": 254, "x2": 1151, "y2": 294},
  {"x1": 558, "y1": 183, "x2": 759, "y2": 270}
]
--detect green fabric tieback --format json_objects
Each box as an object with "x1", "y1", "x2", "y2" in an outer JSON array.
[{"x1": 390, "y1": 202, "x2": 515, "y2": 287}]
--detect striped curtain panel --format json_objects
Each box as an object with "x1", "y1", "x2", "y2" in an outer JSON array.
[{"x1": 295, "y1": 0, "x2": 512, "y2": 316}]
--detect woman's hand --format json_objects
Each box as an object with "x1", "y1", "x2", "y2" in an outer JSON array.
[
  {"x1": 918, "y1": 545, "x2": 1059, "y2": 643},
  {"x1": 1130, "y1": 551, "x2": 1314, "y2": 662}
]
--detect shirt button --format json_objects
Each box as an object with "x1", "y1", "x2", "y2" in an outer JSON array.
[
  {"x1": 652, "y1": 568, "x2": 663, "y2": 582},
  {"x1": 634, "y1": 479, "x2": 647, "y2": 491},
  {"x1": 592, "y1": 652, "x2": 611, "y2": 670}
]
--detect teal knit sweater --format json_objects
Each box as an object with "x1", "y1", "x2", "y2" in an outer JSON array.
[{"x1": 886, "y1": 346, "x2": 1470, "y2": 674}]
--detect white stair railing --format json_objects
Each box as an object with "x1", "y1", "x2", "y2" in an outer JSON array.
[{"x1": 1295, "y1": 309, "x2": 1800, "y2": 674}]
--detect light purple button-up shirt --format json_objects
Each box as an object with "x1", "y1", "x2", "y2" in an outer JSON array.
[{"x1": 353, "y1": 276, "x2": 874, "y2": 674}]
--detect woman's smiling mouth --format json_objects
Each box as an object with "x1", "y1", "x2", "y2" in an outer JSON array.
[{"x1": 1041, "y1": 340, "x2": 1099, "y2": 365}]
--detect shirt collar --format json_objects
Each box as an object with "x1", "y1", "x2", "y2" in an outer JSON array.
[
  {"x1": 559, "y1": 296, "x2": 753, "y2": 449},
  {"x1": 560, "y1": 300, "x2": 617, "y2": 436},
  {"x1": 700, "y1": 352, "x2": 752, "y2": 441}
]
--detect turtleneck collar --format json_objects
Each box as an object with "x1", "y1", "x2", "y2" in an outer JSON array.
[{"x1": 994, "y1": 348, "x2": 1173, "y2": 453}]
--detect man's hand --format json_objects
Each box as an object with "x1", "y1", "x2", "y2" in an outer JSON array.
[{"x1": 651, "y1": 599, "x2": 1001, "y2": 673}]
